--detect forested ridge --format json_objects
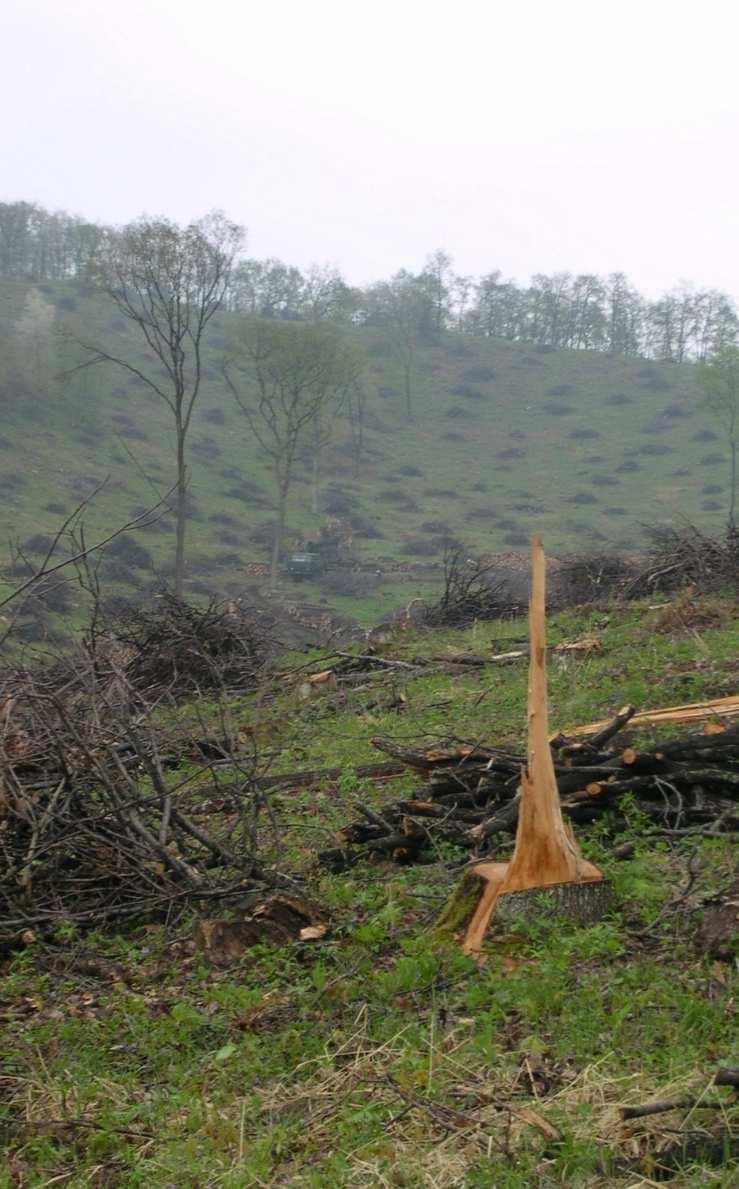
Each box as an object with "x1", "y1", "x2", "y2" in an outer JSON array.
[
  {"x1": 1, "y1": 199, "x2": 737, "y2": 362},
  {"x1": 0, "y1": 200, "x2": 736, "y2": 643}
]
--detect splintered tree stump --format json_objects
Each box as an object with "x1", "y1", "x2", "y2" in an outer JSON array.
[{"x1": 460, "y1": 535, "x2": 608, "y2": 954}]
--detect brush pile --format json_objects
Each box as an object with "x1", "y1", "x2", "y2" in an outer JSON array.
[
  {"x1": 319, "y1": 708, "x2": 739, "y2": 870},
  {"x1": 628, "y1": 523, "x2": 739, "y2": 596},
  {"x1": 423, "y1": 550, "x2": 522, "y2": 627},
  {"x1": 0, "y1": 623, "x2": 277, "y2": 946},
  {"x1": 108, "y1": 593, "x2": 271, "y2": 695}
]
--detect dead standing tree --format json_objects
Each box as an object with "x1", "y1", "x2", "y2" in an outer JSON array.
[
  {"x1": 223, "y1": 319, "x2": 364, "y2": 589},
  {"x1": 79, "y1": 213, "x2": 244, "y2": 596}
]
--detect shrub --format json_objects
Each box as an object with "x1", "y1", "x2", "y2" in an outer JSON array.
[
  {"x1": 605, "y1": 392, "x2": 632, "y2": 405},
  {"x1": 44, "y1": 502, "x2": 67, "y2": 515},
  {"x1": 547, "y1": 383, "x2": 575, "y2": 396},
  {"x1": 401, "y1": 538, "x2": 440, "y2": 556},
  {"x1": 692, "y1": 429, "x2": 719, "y2": 443},
  {"x1": 106, "y1": 535, "x2": 154, "y2": 569},
  {"x1": 544, "y1": 402, "x2": 574, "y2": 415},
  {"x1": 616, "y1": 459, "x2": 640, "y2": 473},
  {"x1": 462, "y1": 364, "x2": 496, "y2": 382},
  {"x1": 568, "y1": 428, "x2": 600, "y2": 441},
  {"x1": 640, "y1": 418, "x2": 673, "y2": 435},
  {"x1": 226, "y1": 485, "x2": 270, "y2": 505},
  {"x1": 323, "y1": 488, "x2": 359, "y2": 516},
  {"x1": 701, "y1": 499, "x2": 723, "y2": 511},
  {"x1": 23, "y1": 534, "x2": 55, "y2": 555},
  {"x1": 191, "y1": 437, "x2": 222, "y2": 461},
  {"x1": 424, "y1": 488, "x2": 460, "y2": 499},
  {"x1": 101, "y1": 558, "x2": 138, "y2": 584},
  {"x1": 119, "y1": 425, "x2": 147, "y2": 441},
  {"x1": 442, "y1": 430, "x2": 466, "y2": 442},
  {"x1": 351, "y1": 514, "x2": 383, "y2": 539},
  {"x1": 451, "y1": 384, "x2": 485, "y2": 400},
  {"x1": 420, "y1": 520, "x2": 451, "y2": 534},
  {"x1": 397, "y1": 464, "x2": 424, "y2": 477},
  {"x1": 216, "y1": 531, "x2": 243, "y2": 548},
  {"x1": 496, "y1": 447, "x2": 525, "y2": 460},
  {"x1": 701, "y1": 484, "x2": 723, "y2": 495},
  {"x1": 512, "y1": 501, "x2": 544, "y2": 513},
  {"x1": 379, "y1": 489, "x2": 419, "y2": 511},
  {"x1": 0, "y1": 472, "x2": 26, "y2": 493},
  {"x1": 590, "y1": 474, "x2": 620, "y2": 486},
  {"x1": 700, "y1": 453, "x2": 726, "y2": 466},
  {"x1": 209, "y1": 512, "x2": 241, "y2": 528},
  {"x1": 444, "y1": 405, "x2": 466, "y2": 419},
  {"x1": 570, "y1": 492, "x2": 598, "y2": 505},
  {"x1": 320, "y1": 570, "x2": 382, "y2": 596},
  {"x1": 640, "y1": 443, "x2": 673, "y2": 456},
  {"x1": 636, "y1": 368, "x2": 671, "y2": 391}
]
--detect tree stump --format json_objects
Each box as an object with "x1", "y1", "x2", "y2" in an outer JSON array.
[{"x1": 460, "y1": 535, "x2": 608, "y2": 954}]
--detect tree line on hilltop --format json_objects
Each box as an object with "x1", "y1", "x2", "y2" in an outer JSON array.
[{"x1": 1, "y1": 200, "x2": 737, "y2": 364}]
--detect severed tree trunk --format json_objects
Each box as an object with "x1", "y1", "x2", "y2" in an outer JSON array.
[{"x1": 460, "y1": 535, "x2": 607, "y2": 954}]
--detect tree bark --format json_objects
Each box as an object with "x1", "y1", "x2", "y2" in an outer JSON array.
[
  {"x1": 174, "y1": 428, "x2": 187, "y2": 600},
  {"x1": 270, "y1": 477, "x2": 288, "y2": 592}
]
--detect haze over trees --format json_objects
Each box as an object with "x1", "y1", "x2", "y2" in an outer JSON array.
[{"x1": 1, "y1": 201, "x2": 736, "y2": 366}]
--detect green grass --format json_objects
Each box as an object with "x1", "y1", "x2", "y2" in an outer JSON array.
[
  {"x1": 1, "y1": 596, "x2": 737, "y2": 1185},
  {"x1": 0, "y1": 278, "x2": 733, "y2": 631}
]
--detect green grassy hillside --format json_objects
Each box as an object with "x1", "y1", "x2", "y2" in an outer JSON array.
[
  {"x1": 0, "y1": 279, "x2": 731, "y2": 627},
  {"x1": 2, "y1": 595, "x2": 737, "y2": 1185}
]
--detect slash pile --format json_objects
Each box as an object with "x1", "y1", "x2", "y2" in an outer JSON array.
[{"x1": 319, "y1": 709, "x2": 739, "y2": 870}]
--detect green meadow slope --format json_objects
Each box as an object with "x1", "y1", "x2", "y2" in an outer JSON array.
[
  {"x1": 1, "y1": 596, "x2": 737, "y2": 1185},
  {"x1": 0, "y1": 279, "x2": 731, "y2": 626}
]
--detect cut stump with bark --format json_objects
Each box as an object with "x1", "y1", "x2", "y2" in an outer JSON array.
[{"x1": 461, "y1": 535, "x2": 607, "y2": 954}]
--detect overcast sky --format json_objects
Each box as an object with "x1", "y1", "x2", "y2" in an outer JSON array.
[{"x1": 4, "y1": 0, "x2": 738, "y2": 296}]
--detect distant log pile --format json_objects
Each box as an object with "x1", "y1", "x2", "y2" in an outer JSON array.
[{"x1": 319, "y1": 711, "x2": 739, "y2": 871}]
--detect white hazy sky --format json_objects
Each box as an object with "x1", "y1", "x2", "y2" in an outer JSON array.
[{"x1": 4, "y1": 0, "x2": 739, "y2": 295}]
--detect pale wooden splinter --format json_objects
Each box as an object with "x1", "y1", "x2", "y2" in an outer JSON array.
[{"x1": 462, "y1": 535, "x2": 604, "y2": 954}]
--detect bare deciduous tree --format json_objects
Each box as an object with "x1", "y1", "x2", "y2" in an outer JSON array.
[
  {"x1": 224, "y1": 319, "x2": 364, "y2": 589},
  {"x1": 81, "y1": 212, "x2": 244, "y2": 595}
]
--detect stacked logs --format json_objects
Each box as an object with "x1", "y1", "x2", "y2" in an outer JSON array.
[{"x1": 319, "y1": 711, "x2": 739, "y2": 870}]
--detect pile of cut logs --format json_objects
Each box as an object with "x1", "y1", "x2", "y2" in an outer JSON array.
[{"x1": 319, "y1": 709, "x2": 739, "y2": 871}]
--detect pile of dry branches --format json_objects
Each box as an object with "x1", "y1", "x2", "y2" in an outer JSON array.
[
  {"x1": 0, "y1": 644, "x2": 278, "y2": 947},
  {"x1": 319, "y1": 710, "x2": 739, "y2": 870},
  {"x1": 423, "y1": 550, "x2": 522, "y2": 628},
  {"x1": 106, "y1": 593, "x2": 271, "y2": 696},
  {"x1": 627, "y1": 523, "x2": 739, "y2": 597}
]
